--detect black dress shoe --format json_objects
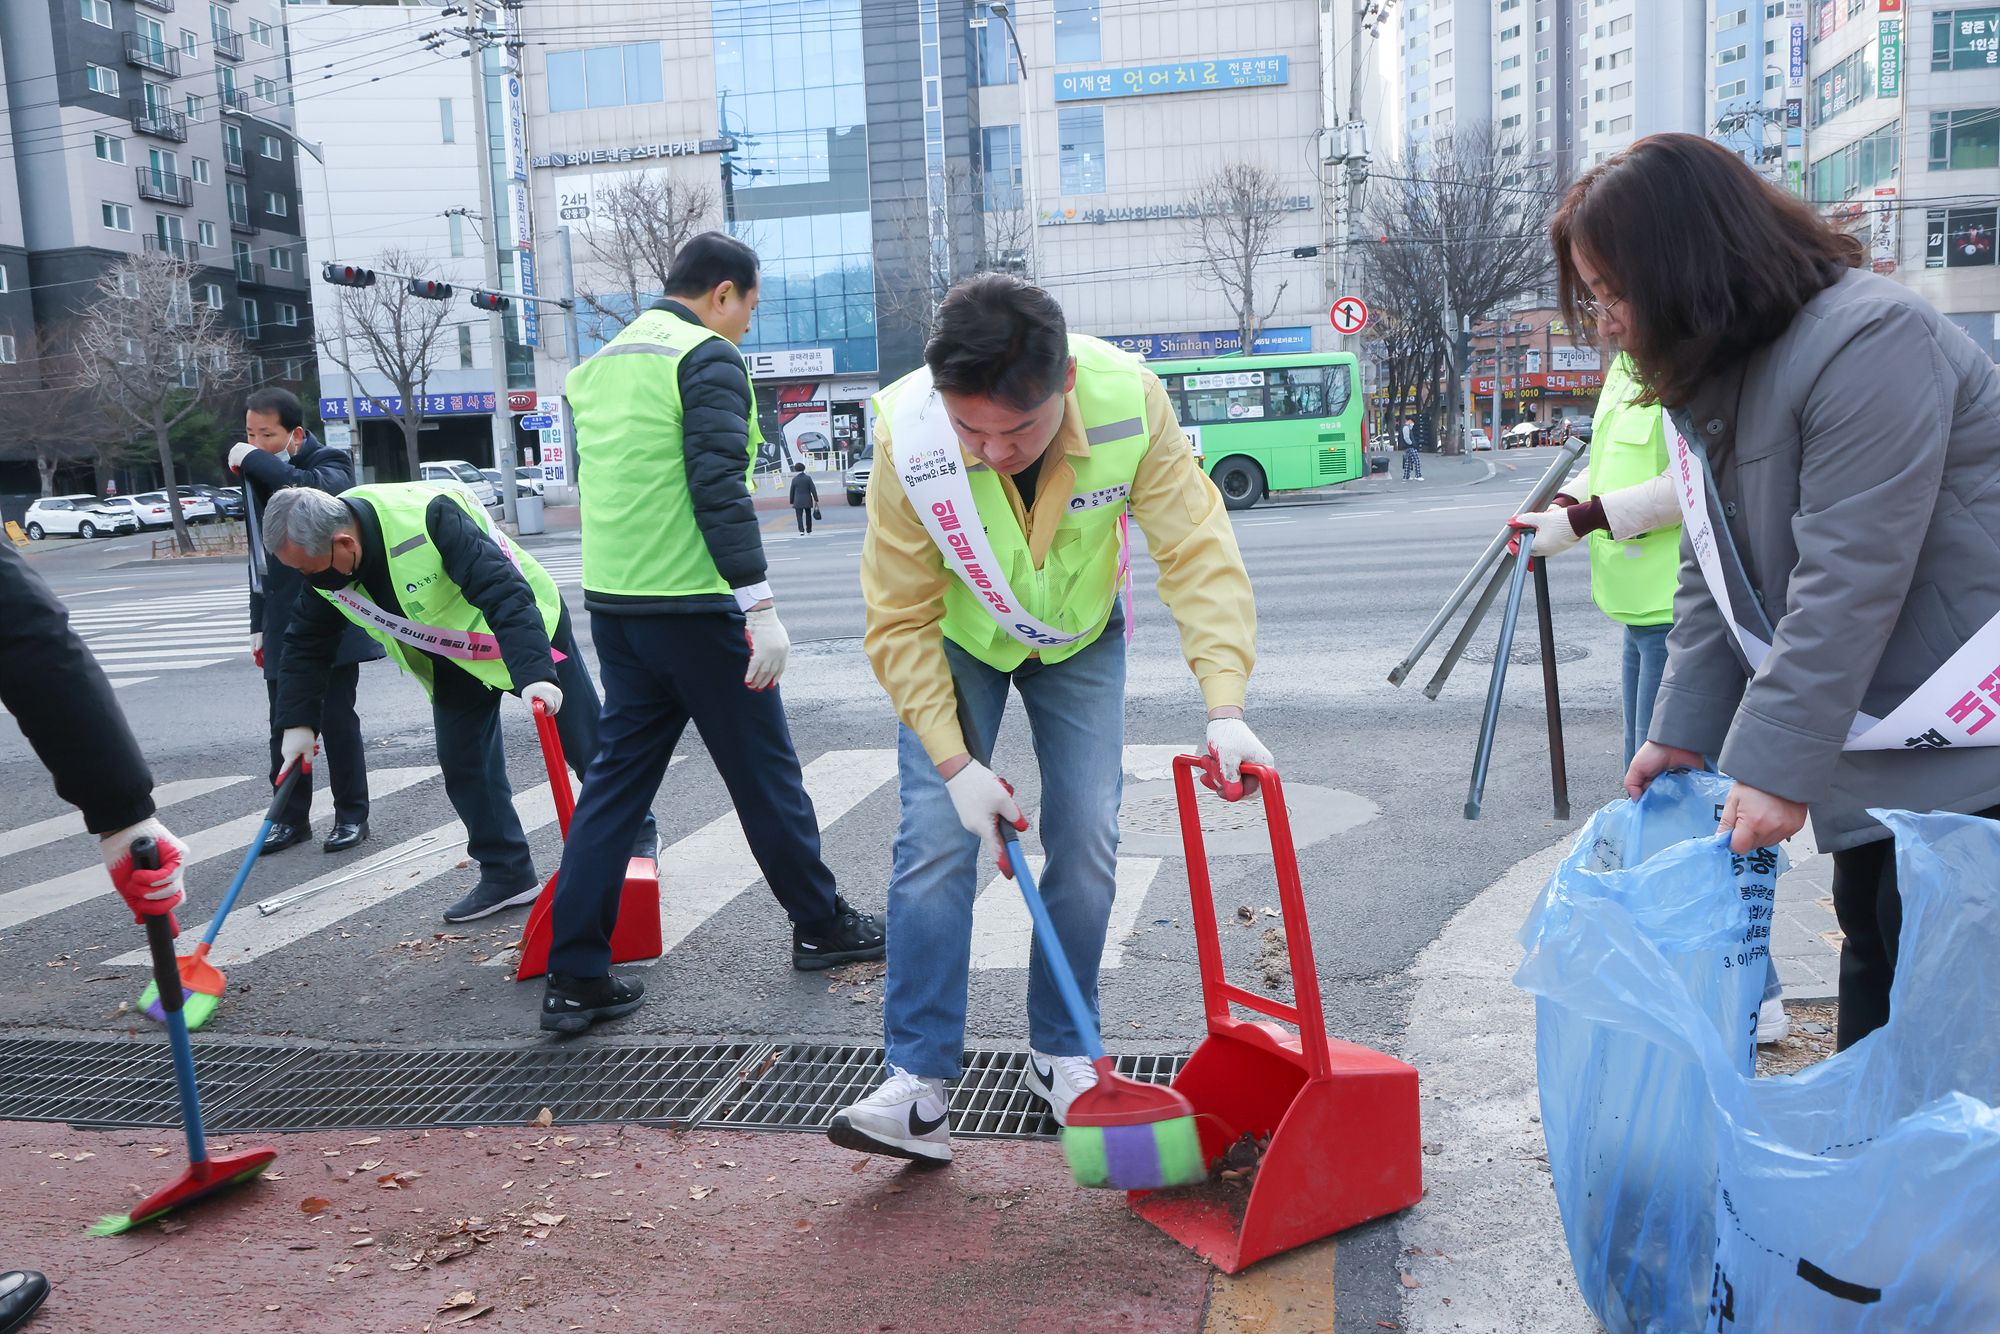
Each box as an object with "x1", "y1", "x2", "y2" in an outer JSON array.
[
  {"x1": 0, "y1": 1270, "x2": 49, "y2": 1334},
  {"x1": 323, "y1": 821, "x2": 369, "y2": 853},
  {"x1": 261, "y1": 822, "x2": 311, "y2": 853}
]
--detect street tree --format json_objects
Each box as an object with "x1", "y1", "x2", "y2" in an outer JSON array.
[
  {"x1": 0, "y1": 324, "x2": 113, "y2": 497},
  {"x1": 875, "y1": 161, "x2": 1030, "y2": 353},
  {"x1": 78, "y1": 252, "x2": 247, "y2": 552},
  {"x1": 1361, "y1": 123, "x2": 1561, "y2": 450},
  {"x1": 1181, "y1": 161, "x2": 1293, "y2": 356},
  {"x1": 576, "y1": 171, "x2": 720, "y2": 345},
  {"x1": 317, "y1": 248, "x2": 456, "y2": 483}
]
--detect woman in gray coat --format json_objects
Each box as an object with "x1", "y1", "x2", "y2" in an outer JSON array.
[{"x1": 1553, "y1": 134, "x2": 2000, "y2": 1050}]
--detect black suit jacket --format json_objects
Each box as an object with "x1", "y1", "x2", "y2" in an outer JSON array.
[{"x1": 241, "y1": 436, "x2": 385, "y2": 681}]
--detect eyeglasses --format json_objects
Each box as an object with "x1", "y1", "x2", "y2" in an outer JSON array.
[{"x1": 1581, "y1": 294, "x2": 1626, "y2": 321}]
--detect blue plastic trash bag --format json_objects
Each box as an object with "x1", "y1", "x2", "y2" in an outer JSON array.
[
  {"x1": 1516, "y1": 770, "x2": 1782, "y2": 1334},
  {"x1": 1518, "y1": 775, "x2": 2000, "y2": 1332}
]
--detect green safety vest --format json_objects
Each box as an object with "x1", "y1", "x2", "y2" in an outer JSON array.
[
  {"x1": 564, "y1": 306, "x2": 766, "y2": 600},
  {"x1": 316, "y1": 483, "x2": 563, "y2": 696},
  {"x1": 875, "y1": 335, "x2": 1151, "y2": 671},
  {"x1": 1586, "y1": 354, "x2": 1678, "y2": 627}
]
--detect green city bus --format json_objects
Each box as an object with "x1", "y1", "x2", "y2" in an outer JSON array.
[{"x1": 1148, "y1": 351, "x2": 1365, "y2": 510}]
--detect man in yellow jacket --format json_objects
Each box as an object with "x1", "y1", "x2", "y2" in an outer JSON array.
[{"x1": 829, "y1": 274, "x2": 1272, "y2": 1164}]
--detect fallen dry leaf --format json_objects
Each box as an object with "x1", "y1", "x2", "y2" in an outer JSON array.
[
  {"x1": 157, "y1": 1218, "x2": 186, "y2": 1234},
  {"x1": 849, "y1": 1160, "x2": 866, "y2": 1174},
  {"x1": 529, "y1": 1212, "x2": 565, "y2": 1226},
  {"x1": 351, "y1": 1237, "x2": 375, "y2": 1248},
  {"x1": 361, "y1": 1158, "x2": 384, "y2": 1171},
  {"x1": 528, "y1": 1108, "x2": 553, "y2": 1128},
  {"x1": 1375, "y1": 1323, "x2": 1400, "y2": 1331},
  {"x1": 1399, "y1": 1272, "x2": 1420, "y2": 1289},
  {"x1": 301, "y1": 1198, "x2": 331, "y2": 1214},
  {"x1": 792, "y1": 1220, "x2": 812, "y2": 1233},
  {"x1": 885, "y1": 1185, "x2": 907, "y2": 1195},
  {"x1": 391, "y1": 1262, "x2": 419, "y2": 1272},
  {"x1": 147, "y1": 1147, "x2": 171, "y2": 1158},
  {"x1": 264, "y1": 1305, "x2": 281, "y2": 1312},
  {"x1": 73, "y1": 1151, "x2": 95, "y2": 1161},
  {"x1": 348, "y1": 1136, "x2": 382, "y2": 1146},
  {"x1": 438, "y1": 1305, "x2": 494, "y2": 1326},
  {"x1": 585, "y1": 1171, "x2": 611, "y2": 1179},
  {"x1": 688, "y1": 1186, "x2": 712, "y2": 1200},
  {"x1": 441, "y1": 1291, "x2": 477, "y2": 1310}
]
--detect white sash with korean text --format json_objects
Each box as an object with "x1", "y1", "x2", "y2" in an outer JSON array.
[
  {"x1": 1665, "y1": 410, "x2": 2000, "y2": 751},
  {"x1": 329, "y1": 588, "x2": 505, "y2": 664},
  {"x1": 889, "y1": 368, "x2": 1096, "y2": 654}
]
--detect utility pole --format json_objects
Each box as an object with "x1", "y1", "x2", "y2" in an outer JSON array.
[{"x1": 987, "y1": 3, "x2": 1038, "y2": 278}]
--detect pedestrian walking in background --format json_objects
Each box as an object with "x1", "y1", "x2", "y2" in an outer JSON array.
[
  {"x1": 228, "y1": 387, "x2": 382, "y2": 856},
  {"x1": 552, "y1": 231, "x2": 882, "y2": 1034},
  {"x1": 832, "y1": 274, "x2": 1270, "y2": 1164},
  {"x1": 789, "y1": 462, "x2": 818, "y2": 534},
  {"x1": 1402, "y1": 416, "x2": 1424, "y2": 481},
  {"x1": 1566, "y1": 134, "x2": 2000, "y2": 1051}
]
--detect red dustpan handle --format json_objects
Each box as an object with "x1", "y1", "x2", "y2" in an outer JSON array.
[{"x1": 531, "y1": 698, "x2": 573, "y2": 838}]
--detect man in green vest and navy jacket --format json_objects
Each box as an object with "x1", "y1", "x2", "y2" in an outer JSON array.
[
  {"x1": 543, "y1": 231, "x2": 882, "y2": 1034},
  {"x1": 261, "y1": 482, "x2": 652, "y2": 936},
  {"x1": 829, "y1": 275, "x2": 1272, "y2": 1164}
]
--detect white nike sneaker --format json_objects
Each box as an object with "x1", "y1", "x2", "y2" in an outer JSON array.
[
  {"x1": 827, "y1": 1066, "x2": 952, "y2": 1164},
  {"x1": 1757, "y1": 996, "x2": 1790, "y2": 1044},
  {"x1": 1023, "y1": 1049, "x2": 1100, "y2": 1127}
]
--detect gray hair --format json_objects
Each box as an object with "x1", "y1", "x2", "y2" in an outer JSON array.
[{"x1": 260, "y1": 486, "x2": 354, "y2": 557}]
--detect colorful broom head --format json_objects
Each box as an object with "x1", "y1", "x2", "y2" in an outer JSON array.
[
  {"x1": 87, "y1": 1147, "x2": 278, "y2": 1235},
  {"x1": 138, "y1": 982, "x2": 222, "y2": 1031},
  {"x1": 1061, "y1": 1116, "x2": 1206, "y2": 1190}
]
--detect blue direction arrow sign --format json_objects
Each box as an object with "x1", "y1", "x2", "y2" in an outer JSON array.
[{"x1": 519, "y1": 414, "x2": 556, "y2": 431}]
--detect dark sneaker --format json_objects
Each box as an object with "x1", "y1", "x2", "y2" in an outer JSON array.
[
  {"x1": 827, "y1": 1067, "x2": 952, "y2": 1164},
  {"x1": 540, "y1": 971, "x2": 646, "y2": 1035},
  {"x1": 261, "y1": 823, "x2": 311, "y2": 853},
  {"x1": 443, "y1": 877, "x2": 541, "y2": 923},
  {"x1": 792, "y1": 895, "x2": 885, "y2": 971}
]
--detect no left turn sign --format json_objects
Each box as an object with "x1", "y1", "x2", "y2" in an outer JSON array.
[{"x1": 1330, "y1": 296, "x2": 1369, "y2": 334}]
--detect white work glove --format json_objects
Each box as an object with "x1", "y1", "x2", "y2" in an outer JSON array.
[
  {"x1": 250, "y1": 631, "x2": 263, "y2": 669},
  {"x1": 228, "y1": 441, "x2": 257, "y2": 474},
  {"x1": 1203, "y1": 717, "x2": 1274, "y2": 802},
  {"x1": 101, "y1": 818, "x2": 190, "y2": 922},
  {"x1": 1510, "y1": 508, "x2": 1583, "y2": 557},
  {"x1": 521, "y1": 681, "x2": 564, "y2": 716},
  {"x1": 945, "y1": 761, "x2": 1029, "y2": 877},
  {"x1": 743, "y1": 605, "x2": 790, "y2": 690},
  {"x1": 278, "y1": 726, "x2": 317, "y2": 779}
]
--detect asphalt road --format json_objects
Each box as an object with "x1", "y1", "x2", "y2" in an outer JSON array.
[{"x1": 2, "y1": 448, "x2": 1610, "y2": 1326}]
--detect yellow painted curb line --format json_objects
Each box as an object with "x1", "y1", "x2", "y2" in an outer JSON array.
[{"x1": 1201, "y1": 1235, "x2": 1336, "y2": 1333}]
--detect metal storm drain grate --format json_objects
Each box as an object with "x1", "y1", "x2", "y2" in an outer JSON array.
[
  {"x1": 0, "y1": 1037, "x2": 307, "y2": 1129},
  {"x1": 703, "y1": 1044, "x2": 1188, "y2": 1139}
]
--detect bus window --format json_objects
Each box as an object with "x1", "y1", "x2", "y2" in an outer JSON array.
[
  {"x1": 1323, "y1": 364, "x2": 1353, "y2": 417},
  {"x1": 1182, "y1": 371, "x2": 1267, "y2": 423},
  {"x1": 1266, "y1": 368, "x2": 1328, "y2": 419}
]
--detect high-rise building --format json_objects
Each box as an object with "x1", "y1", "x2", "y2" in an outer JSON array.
[{"x1": 0, "y1": 0, "x2": 315, "y2": 394}]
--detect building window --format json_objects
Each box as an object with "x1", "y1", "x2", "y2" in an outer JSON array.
[
  {"x1": 1812, "y1": 119, "x2": 1900, "y2": 198},
  {"x1": 974, "y1": 4, "x2": 1019, "y2": 85},
  {"x1": 198, "y1": 220, "x2": 216, "y2": 247},
  {"x1": 1536, "y1": 105, "x2": 1551, "y2": 121},
  {"x1": 268, "y1": 245, "x2": 293, "y2": 272},
  {"x1": 1435, "y1": 106, "x2": 1453, "y2": 126},
  {"x1": 1501, "y1": 54, "x2": 1521, "y2": 70},
  {"x1": 1535, "y1": 137, "x2": 1551, "y2": 152},
  {"x1": 94, "y1": 133, "x2": 125, "y2": 163},
  {"x1": 258, "y1": 135, "x2": 282, "y2": 160},
  {"x1": 263, "y1": 191, "x2": 288, "y2": 217},
  {"x1": 1501, "y1": 83, "x2": 1522, "y2": 99},
  {"x1": 1718, "y1": 80, "x2": 1749, "y2": 99},
  {"x1": 1537, "y1": 47, "x2": 1550, "y2": 63},
  {"x1": 1813, "y1": 47, "x2": 1871, "y2": 123},
  {"x1": 1718, "y1": 44, "x2": 1748, "y2": 66},
  {"x1": 1434, "y1": 19, "x2": 1452, "y2": 37},
  {"x1": 102, "y1": 202, "x2": 133, "y2": 231},
  {"x1": 1536, "y1": 77, "x2": 1550, "y2": 92},
  {"x1": 1933, "y1": 10, "x2": 2000, "y2": 71},
  {"x1": 275, "y1": 303, "x2": 297, "y2": 327},
  {"x1": 86, "y1": 64, "x2": 119, "y2": 96},
  {"x1": 0, "y1": 336, "x2": 14, "y2": 366},
  {"x1": 80, "y1": 0, "x2": 111, "y2": 27},
  {"x1": 248, "y1": 18, "x2": 272, "y2": 46},
  {"x1": 1432, "y1": 77, "x2": 1451, "y2": 95},
  {"x1": 1535, "y1": 16, "x2": 1551, "y2": 31},
  {"x1": 281, "y1": 357, "x2": 304, "y2": 381},
  {"x1": 253, "y1": 76, "x2": 279, "y2": 103},
  {"x1": 1720, "y1": 6, "x2": 1748, "y2": 26},
  {"x1": 1435, "y1": 47, "x2": 1452, "y2": 67},
  {"x1": 546, "y1": 42, "x2": 663, "y2": 111},
  {"x1": 458, "y1": 325, "x2": 474, "y2": 369},
  {"x1": 1930, "y1": 108, "x2": 2000, "y2": 169},
  {"x1": 191, "y1": 157, "x2": 210, "y2": 184},
  {"x1": 1054, "y1": 0, "x2": 1100, "y2": 64},
  {"x1": 185, "y1": 93, "x2": 204, "y2": 121},
  {"x1": 180, "y1": 28, "x2": 199, "y2": 57},
  {"x1": 1500, "y1": 25, "x2": 1522, "y2": 41},
  {"x1": 1499, "y1": 0, "x2": 1520, "y2": 9},
  {"x1": 440, "y1": 97, "x2": 455, "y2": 143},
  {"x1": 1609, "y1": 115, "x2": 1633, "y2": 133},
  {"x1": 982, "y1": 124, "x2": 1023, "y2": 209},
  {"x1": 1500, "y1": 113, "x2": 1522, "y2": 129},
  {"x1": 200, "y1": 283, "x2": 222, "y2": 308},
  {"x1": 1766, "y1": 73, "x2": 1783, "y2": 89},
  {"x1": 1058, "y1": 106, "x2": 1105, "y2": 194},
  {"x1": 1609, "y1": 15, "x2": 1631, "y2": 37},
  {"x1": 1611, "y1": 81, "x2": 1632, "y2": 101},
  {"x1": 240, "y1": 299, "x2": 259, "y2": 339}
]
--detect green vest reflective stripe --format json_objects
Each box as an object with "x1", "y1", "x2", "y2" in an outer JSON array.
[
  {"x1": 1586, "y1": 354, "x2": 1677, "y2": 627},
  {"x1": 876, "y1": 335, "x2": 1151, "y2": 671},
  {"x1": 319, "y1": 483, "x2": 562, "y2": 697},
  {"x1": 564, "y1": 307, "x2": 764, "y2": 599}
]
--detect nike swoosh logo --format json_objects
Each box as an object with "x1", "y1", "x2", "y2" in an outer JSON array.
[
  {"x1": 1032, "y1": 1060, "x2": 1054, "y2": 1088},
  {"x1": 908, "y1": 1103, "x2": 948, "y2": 1137}
]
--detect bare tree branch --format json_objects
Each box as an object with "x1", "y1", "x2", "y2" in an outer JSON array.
[
  {"x1": 1181, "y1": 161, "x2": 1293, "y2": 355},
  {"x1": 316, "y1": 247, "x2": 456, "y2": 482},
  {"x1": 0, "y1": 324, "x2": 114, "y2": 498},
  {"x1": 573, "y1": 172, "x2": 720, "y2": 345},
  {"x1": 874, "y1": 160, "x2": 1033, "y2": 351}
]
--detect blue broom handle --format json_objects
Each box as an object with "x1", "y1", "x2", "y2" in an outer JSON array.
[
  {"x1": 203, "y1": 758, "x2": 306, "y2": 946},
  {"x1": 1004, "y1": 837, "x2": 1106, "y2": 1065}
]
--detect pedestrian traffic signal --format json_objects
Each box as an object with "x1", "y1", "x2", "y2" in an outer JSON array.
[
  {"x1": 321, "y1": 263, "x2": 376, "y2": 288},
  {"x1": 407, "y1": 278, "x2": 454, "y2": 301},
  {"x1": 1292, "y1": 245, "x2": 1320, "y2": 258},
  {"x1": 469, "y1": 291, "x2": 511, "y2": 313}
]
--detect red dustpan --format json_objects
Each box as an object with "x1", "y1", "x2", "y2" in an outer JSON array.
[
  {"x1": 513, "y1": 698, "x2": 661, "y2": 979},
  {"x1": 1127, "y1": 757, "x2": 1424, "y2": 1273}
]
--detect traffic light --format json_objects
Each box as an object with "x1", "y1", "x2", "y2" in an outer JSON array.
[
  {"x1": 1291, "y1": 245, "x2": 1320, "y2": 258},
  {"x1": 322, "y1": 262, "x2": 376, "y2": 288},
  {"x1": 469, "y1": 291, "x2": 511, "y2": 313},
  {"x1": 407, "y1": 278, "x2": 454, "y2": 301}
]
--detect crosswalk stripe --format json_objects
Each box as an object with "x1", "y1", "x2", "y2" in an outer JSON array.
[
  {"x1": 0, "y1": 767, "x2": 440, "y2": 934},
  {"x1": 90, "y1": 647, "x2": 250, "y2": 661},
  {"x1": 66, "y1": 585, "x2": 251, "y2": 675},
  {"x1": 968, "y1": 856, "x2": 1163, "y2": 971},
  {"x1": 0, "y1": 775, "x2": 256, "y2": 860},
  {"x1": 108, "y1": 677, "x2": 160, "y2": 689}
]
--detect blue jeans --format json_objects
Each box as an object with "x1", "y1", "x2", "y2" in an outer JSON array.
[
  {"x1": 884, "y1": 612, "x2": 1127, "y2": 1079},
  {"x1": 1621, "y1": 621, "x2": 1671, "y2": 768}
]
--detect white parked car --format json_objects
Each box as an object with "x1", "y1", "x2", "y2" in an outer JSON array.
[
  {"x1": 420, "y1": 460, "x2": 499, "y2": 509},
  {"x1": 92, "y1": 496, "x2": 171, "y2": 531},
  {"x1": 1468, "y1": 428, "x2": 1494, "y2": 451},
  {"x1": 134, "y1": 489, "x2": 217, "y2": 525},
  {"x1": 20, "y1": 495, "x2": 139, "y2": 540},
  {"x1": 514, "y1": 466, "x2": 546, "y2": 497}
]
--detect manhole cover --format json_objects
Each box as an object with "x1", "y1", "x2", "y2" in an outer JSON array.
[
  {"x1": 1121, "y1": 784, "x2": 1285, "y2": 837},
  {"x1": 1461, "y1": 642, "x2": 1589, "y2": 666}
]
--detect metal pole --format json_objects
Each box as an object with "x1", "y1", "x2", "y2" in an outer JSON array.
[
  {"x1": 299, "y1": 140, "x2": 362, "y2": 474},
  {"x1": 1491, "y1": 314, "x2": 1502, "y2": 448},
  {"x1": 557, "y1": 224, "x2": 582, "y2": 375},
  {"x1": 1533, "y1": 555, "x2": 1571, "y2": 820},
  {"x1": 1422, "y1": 550, "x2": 1514, "y2": 699},
  {"x1": 992, "y1": 5, "x2": 1038, "y2": 277},
  {"x1": 1464, "y1": 535, "x2": 1537, "y2": 820},
  {"x1": 466, "y1": 27, "x2": 518, "y2": 527}
]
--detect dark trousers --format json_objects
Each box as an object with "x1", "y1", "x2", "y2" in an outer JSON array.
[
  {"x1": 795, "y1": 505, "x2": 813, "y2": 533},
  {"x1": 268, "y1": 663, "x2": 368, "y2": 827},
  {"x1": 548, "y1": 610, "x2": 839, "y2": 977},
  {"x1": 430, "y1": 606, "x2": 647, "y2": 888},
  {"x1": 1832, "y1": 800, "x2": 2000, "y2": 1051}
]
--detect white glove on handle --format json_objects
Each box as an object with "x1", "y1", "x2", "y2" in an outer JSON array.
[
  {"x1": 521, "y1": 681, "x2": 564, "y2": 716},
  {"x1": 228, "y1": 441, "x2": 257, "y2": 474},
  {"x1": 1203, "y1": 717, "x2": 1274, "y2": 802},
  {"x1": 1510, "y1": 508, "x2": 1583, "y2": 557},
  {"x1": 278, "y1": 725, "x2": 317, "y2": 779},
  {"x1": 101, "y1": 818, "x2": 190, "y2": 920},
  {"x1": 945, "y1": 761, "x2": 1028, "y2": 877},
  {"x1": 744, "y1": 605, "x2": 790, "y2": 690}
]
